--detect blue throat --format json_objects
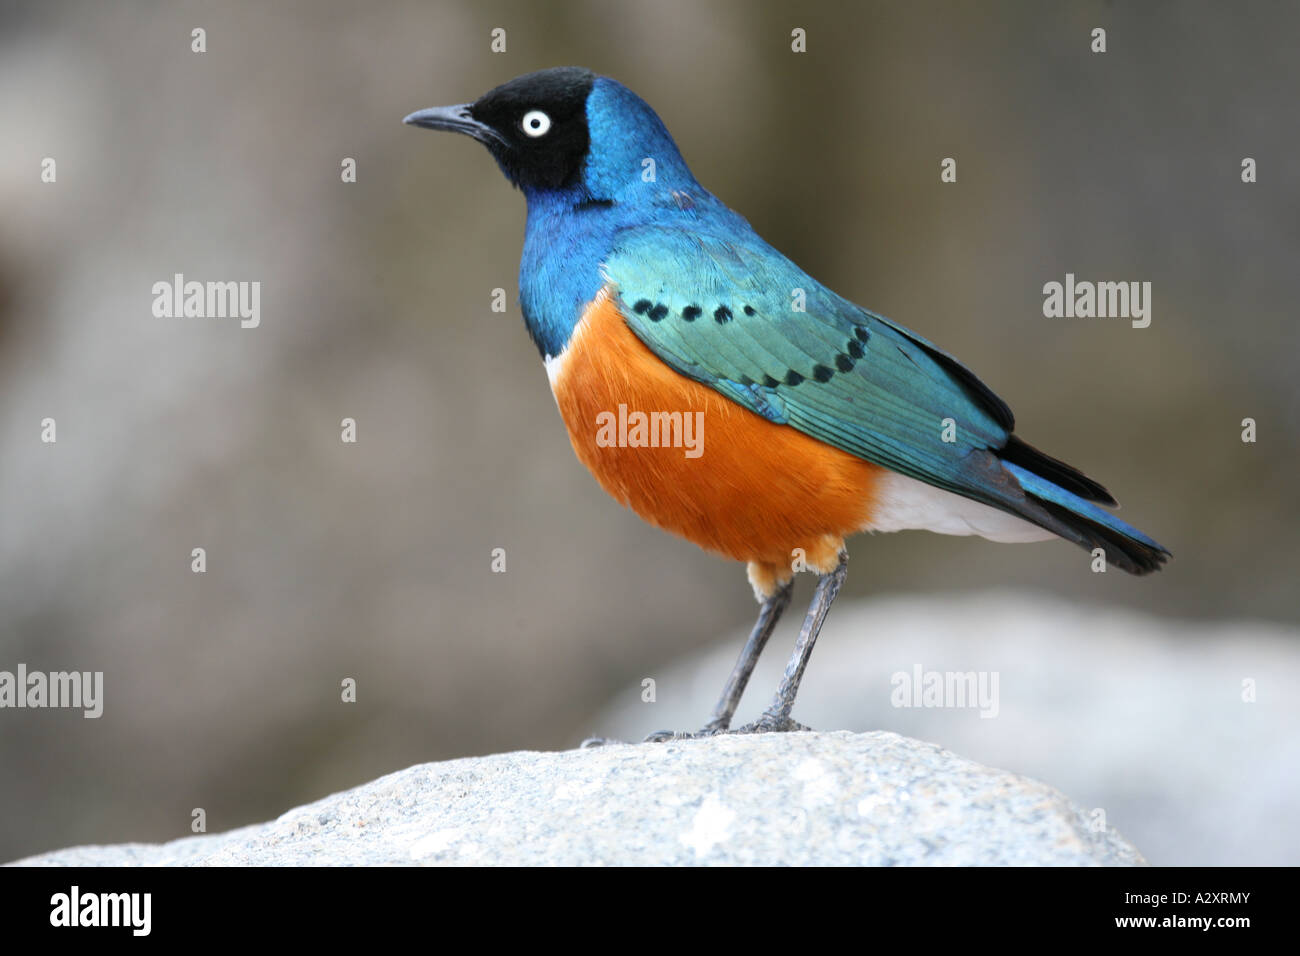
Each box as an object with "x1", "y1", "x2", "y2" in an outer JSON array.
[{"x1": 516, "y1": 77, "x2": 746, "y2": 358}]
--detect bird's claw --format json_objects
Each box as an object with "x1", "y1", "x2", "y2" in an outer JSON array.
[
  {"x1": 732, "y1": 713, "x2": 812, "y2": 734},
  {"x1": 642, "y1": 729, "x2": 680, "y2": 743},
  {"x1": 641, "y1": 715, "x2": 808, "y2": 741},
  {"x1": 640, "y1": 720, "x2": 730, "y2": 742},
  {"x1": 586, "y1": 714, "x2": 809, "y2": 747}
]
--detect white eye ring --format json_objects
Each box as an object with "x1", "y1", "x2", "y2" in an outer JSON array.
[{"x1": 521, "y1": 110, "x2": 552, "y2": 137}]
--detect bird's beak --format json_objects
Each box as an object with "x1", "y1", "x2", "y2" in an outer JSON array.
[{"x1": 402, "y1": 104, "x2": 507, "y2": 148}]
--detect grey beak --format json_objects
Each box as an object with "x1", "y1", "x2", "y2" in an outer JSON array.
[{"x1": 402, "y1": 104, "x2": 507, "y2": 147}]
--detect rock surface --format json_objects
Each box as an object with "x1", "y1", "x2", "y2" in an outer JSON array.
[
  {"x1": 11, "y1": 731, "x2": 1144, "y2": 866},
  {"x1": 590, "y1": 592, "x2": 1300, "y2": 866}
]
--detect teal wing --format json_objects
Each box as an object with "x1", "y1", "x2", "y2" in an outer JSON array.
[
  {"x1": 603, "y1": 225, "x2": 1023, "y2": 508},
  {"x1": 601, "y1": 224, "x2": 1169, "y2": 573}
]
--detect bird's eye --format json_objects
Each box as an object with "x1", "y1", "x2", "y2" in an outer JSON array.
[{"x1": 521, "y1": 110, "x2": 552, "y2": 138}]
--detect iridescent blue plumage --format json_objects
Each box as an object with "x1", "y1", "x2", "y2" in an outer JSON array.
[
  {"x1": 409, "y1": 68, "x2": 1168, "y2": 574},
  {"x1": 518, "y1": 77, "x2": 748, "y2": 358},
  {"x1": 405, "y1": 66, "x2": 1169, "y2": 738},
  {"x1": 506, "y1": 75, "x2": 1169, "y2": 572}
]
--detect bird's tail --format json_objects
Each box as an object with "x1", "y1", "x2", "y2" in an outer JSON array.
[{"x1": 996, "y1": 436, "x2": 1170, "y2": 575}]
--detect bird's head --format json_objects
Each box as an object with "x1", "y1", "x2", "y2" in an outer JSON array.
[{"x1": 404, "y1": 67, "x2": 694, "y2": 203}]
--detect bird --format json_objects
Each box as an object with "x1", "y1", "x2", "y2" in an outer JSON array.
[{"x1": 403, "y1": 67, "x2": 1170, "y2": 738}]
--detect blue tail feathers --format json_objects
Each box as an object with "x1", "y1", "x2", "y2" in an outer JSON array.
[{"x1": 1002, "y1": 461, "x2": 1170, "y2": 574}]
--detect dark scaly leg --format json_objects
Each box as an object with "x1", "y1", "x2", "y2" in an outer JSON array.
[
  {"x1": 700, "y1": 578, "x2": 795, "y2": 733},
  {"x1": 735, "y1": 551, "x2": 847, "y2": 734},
  {"x1": 642, "y1": 578, "x2": 794, "y2": 742}
]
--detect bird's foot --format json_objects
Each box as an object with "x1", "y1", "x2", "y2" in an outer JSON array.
[
  {"x1": 642, "y1": 720, "x2": 731, "y2": 743},
  {"x1": 581, "y1": 726, "x2": 721, "y2": 746},
  {"x1": 731, "y1": 712, "x2": 812, "y2": 734},
  {"x1": 586, "y1": 715, "x2": 809, "y2": 746}
]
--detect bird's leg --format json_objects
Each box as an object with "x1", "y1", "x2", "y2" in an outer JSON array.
[
  {"x1": 735, "y1": 551, "x2": 848, "y2": 734},
  {"x1": 642, "y1": 578, "x2": 794, "y2": 742},
  {"x1": 699, "y1": 578, "x2": 794, "y2": 734}
]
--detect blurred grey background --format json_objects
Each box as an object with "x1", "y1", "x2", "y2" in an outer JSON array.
[{"x1": 1, "y1": 0, "x2": 1296, "y2": 864}]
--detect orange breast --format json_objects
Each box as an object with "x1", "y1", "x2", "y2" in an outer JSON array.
[{"x1": 549, "y1": 286, "x2": 884, "y2": 571}]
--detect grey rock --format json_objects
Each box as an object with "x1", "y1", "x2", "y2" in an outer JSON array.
[
  {"x1": 590, "y1": 592, "x2": 1300, "y2": 866},
  {"x1": 10, "y1": 731, "x2": 1144, "y2": 866}
]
